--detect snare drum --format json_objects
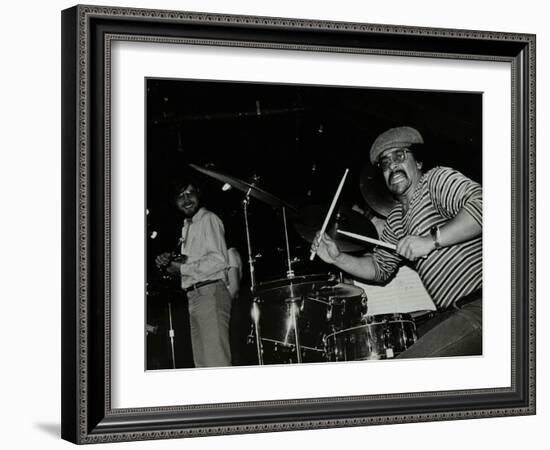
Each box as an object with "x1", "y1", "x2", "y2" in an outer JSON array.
[
  {"x1": 319, "y1": 284, "x2": 367, "y2": 332},
  {"x1": 252, "y1": 274, "x2": 336, "y2": 361},
  {"x1": 325, "y1": 313, "x2": 417, "y2": 361}
]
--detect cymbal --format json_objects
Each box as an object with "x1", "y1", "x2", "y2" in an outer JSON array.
[
  {"x1": 292, "y1": 204, "x2": 379, "y2": 253},
  {"x1": 359, "y1": 164, "x2": 397, "y2": 218},
  {"x1": 190, "y1": 164, "x2": 297, "y2": 212}
]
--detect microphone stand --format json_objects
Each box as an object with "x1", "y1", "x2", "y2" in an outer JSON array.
[
  {"x1": 167, "y1": 302, "x2": 176, "y2": 369},
  {"x1": 155, "y1": 237, "x2": 184, "y2": 369}
]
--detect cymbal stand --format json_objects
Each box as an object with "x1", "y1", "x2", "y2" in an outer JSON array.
[
  {"x1": 282, "y1": 206, "x2": 301, "y2": 361},
  {"x1": 282, "y1": 206, "x2": 295, "y2": 278},
  {"x1": 242, "y1": 189, "x2": 264, "y2": 365},
  {"x1": 242, "y1": 191, "x2": 256, "y2": 289}
]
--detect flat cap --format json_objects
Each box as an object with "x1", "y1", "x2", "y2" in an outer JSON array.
[{"x1": 369, "y1": 126, "x2": 424, "y2": 164}]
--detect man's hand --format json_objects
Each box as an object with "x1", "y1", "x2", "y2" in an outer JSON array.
[
  {"x1": 396, "y1": 235, "x2": 435, "y2": 261},
  {"x1": 166, "y1": 261, "x2": 182, "y2": 274},
  {"x1": 311, "y1": 232, "x2": 341, "y2": 264},
  {"x1": 155, "y1": 252, "x2": 172, "y2": 268}
]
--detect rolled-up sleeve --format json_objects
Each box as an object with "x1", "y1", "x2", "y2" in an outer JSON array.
[
  {"x1": 372, "y1": 219, "x2": 403, "y2": 283},
  {"x1": 428, "y1": 167, "x2": 482, "y2": 226}
]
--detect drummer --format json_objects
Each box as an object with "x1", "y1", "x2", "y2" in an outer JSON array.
[{"x1": 312, "y1": 126, "x2": 482, "y2": 358}]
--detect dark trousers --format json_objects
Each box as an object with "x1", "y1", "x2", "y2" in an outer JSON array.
[{"x1": 396, "y1": 290, "x2": 482, "y2": 359}]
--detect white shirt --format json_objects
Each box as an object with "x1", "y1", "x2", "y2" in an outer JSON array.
[{"x1": 179, "y1": 207, "x2": 229, "y2": 289}]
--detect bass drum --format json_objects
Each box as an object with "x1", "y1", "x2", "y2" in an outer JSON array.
[{"x1": 325, "y1": 313, "x2": 417, "y2": 361}]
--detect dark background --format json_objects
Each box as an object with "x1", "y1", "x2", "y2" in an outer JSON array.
[{"x1": 145, "y1": 78, "x2": 482, "y2": 369}]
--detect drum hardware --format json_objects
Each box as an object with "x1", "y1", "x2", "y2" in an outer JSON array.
[
  {"x1": 190, "y1": 164, "x2": 312, "y2": 365},
  {"x1": 326, "y1": 302, "x2": 333, "y2": 321},
  {"x1": 256, "y1": 338, "x2": 326, "y2": 364},
  {"x1": 288, "y1": 300, "x2": 302, "y2": 363},
  {"x1": 282, "y1": 206, "x2": 294, "y2": 278},
  {"x1": 250, "y1": 298, "x2": 264, "y2": 365},
  {"x1": 189, "y1": 164, "x2": 298, "y2": 211},
  {"x1": 324, "y1": 313, "x2": 418, "y2": 362},
  {"x1": 184, "y1": 163, "x2": 421, "y2": 365},
  {"x1": 250, "y1": 274, "x2": 336, "y2": 364},
  {"x1": 320, "y1": 284, "x2": 368, "y2": 331},
  {"x1": 382, "y1": 326, "x2": 394, "y2": 358},
  {"x1": 242, "y1": 192, "x2": 257, "y2": 289},
  {"x1": 190, "y1": 163, "x2": 301, "y2": 285}
]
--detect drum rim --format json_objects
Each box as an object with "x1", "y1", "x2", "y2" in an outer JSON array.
[
  {"x1": 259, "y1": 337, "x2": 325, "y2": 353},
  {"x1": 318, "y1": 283, "x2": 365, "y2": 297},
  {"x1": 325, "y1": 318, "x2": 416, "y2": 338},
  {"x1": 254, "y1": 273, "x2": 337, "y2": 292},
  {"x1": 366, "y1": 313, "x2": 414, "y2": 321}
]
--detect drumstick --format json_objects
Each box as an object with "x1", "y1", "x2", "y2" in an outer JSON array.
[
  {"x1": 310, "y1": 168, "x2": 349, "y2": 261},
  {"x1": 337, "y1": 229, "x2": 397, "y2": 251}
]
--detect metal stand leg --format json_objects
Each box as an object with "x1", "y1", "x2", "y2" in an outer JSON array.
[
  {"x1": 242, "y1": 195, "x2": 256, "y2": 289},
  {"x1": 282, "y1": 207, "x2": 294, "y2": 278},
  {"x1": 290, "y1": 301, "x2": 302, "y2": 363},
  {"x1": 251, "y1": 300, "x2": 263, "y2": 365},
  {"x1": 167, "y1": 302, "x2": 176, "y2": 369}
]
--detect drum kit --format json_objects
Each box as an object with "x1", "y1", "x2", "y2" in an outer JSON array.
[{"x1": 190, "y1": 164, "x2": 417, "y2": 365}]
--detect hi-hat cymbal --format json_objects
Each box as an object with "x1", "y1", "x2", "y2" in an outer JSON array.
[
  {"x1": 190, "y1": 164, "x2": 297, "y2": 212},
  {"x1": 292, "y1": 204, "x2": 379, "y2": 253},
  {"x1": 359, "y1": 164, "x2": 398, "y2": 218}
]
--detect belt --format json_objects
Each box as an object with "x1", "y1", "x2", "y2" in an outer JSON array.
[
  {"x1": 184, "y1": 279, "x2": 221, "y2": 293},
  {"x1": 414, "y1": 289, "x2": 482, "y2": 324},
  {"x1": 452, "y1": 288, "x2": 482, "y2": 309}
]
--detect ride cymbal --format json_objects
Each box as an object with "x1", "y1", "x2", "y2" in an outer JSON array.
[
  {"x1": 359, "y1": 164, "x2": 397, "y2": 218},
  {"x1": 190, "y1": 164, "x2": 297, "y2": 212}
]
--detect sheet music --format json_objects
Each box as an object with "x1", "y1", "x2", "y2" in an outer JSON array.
[{"x1": 354, "y1": 266, "x2": 436, "y2": 315}]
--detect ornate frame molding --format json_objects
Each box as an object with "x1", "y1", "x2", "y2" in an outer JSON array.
[{"x1": 61, "y1": 5, "x2": 535, "y2": 444}]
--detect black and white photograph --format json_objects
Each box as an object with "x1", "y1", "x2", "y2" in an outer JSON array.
[
  {"x1": 1, "y1": 0, "x2": 547, "y2": 446},
  {"x1": 55, "y1": 2, "x2": 537, "y2": 446},
  {"x1": 145, "y1": 78, "x2": 483, "y2": 370}
]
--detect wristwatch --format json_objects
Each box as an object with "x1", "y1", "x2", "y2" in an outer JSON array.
[{"x1": 430, "y1": 225, "x2": 442, "y2": 249}]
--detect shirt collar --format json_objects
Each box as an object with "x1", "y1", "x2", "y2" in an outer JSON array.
[{"x1": 186, "y1": 206, "x2": 206, "y2": 224}]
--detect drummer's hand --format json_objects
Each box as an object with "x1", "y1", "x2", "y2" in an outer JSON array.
[
  {"x1": 155, "y1": 252, "x2": 172, "y2": 268},
  {"x1": 396, "y1": 235, "x2": 435, "y2": 261},
  {"x1": 312, "y1": 232, "x2": 341, "y2": 264}
]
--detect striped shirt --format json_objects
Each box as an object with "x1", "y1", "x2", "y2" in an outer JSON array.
[{"x1": 372, "y1": 167, "x2": 482, "y2": 310}]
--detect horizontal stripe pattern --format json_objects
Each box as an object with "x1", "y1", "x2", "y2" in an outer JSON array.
[{"x1": 373, "y1": 167, "x2": 482, "y2": 309}]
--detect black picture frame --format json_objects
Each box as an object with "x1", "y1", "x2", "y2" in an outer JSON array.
[{"x1": 61, "y1": 4, "x2": 536, "y2": 444}]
